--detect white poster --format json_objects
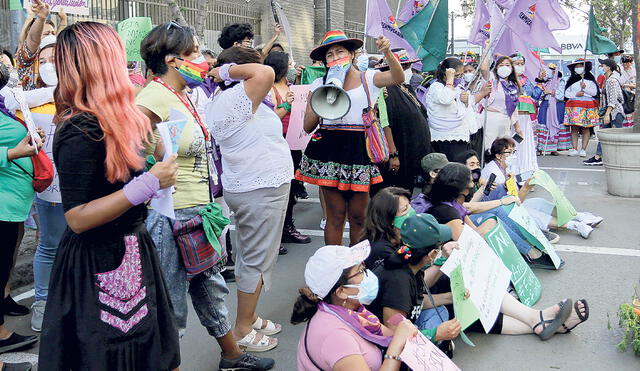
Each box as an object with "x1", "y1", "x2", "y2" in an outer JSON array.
[{"x1": 23, "y1": 0, "x2": 90, "y2": 16}]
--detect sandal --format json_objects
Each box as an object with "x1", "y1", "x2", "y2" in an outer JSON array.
[
  {"x1": 533, "y1": 298, "x2": 573, "y2": 341},
  {"x1": 236, "y1": 329, "x2": 278, "y2": 352},
  {"x1": 559, "y1": 299, "x2": 589, "y2": 333},
  {"x1": 253, "y1": 317, "x2": 282, "y2": 336}
]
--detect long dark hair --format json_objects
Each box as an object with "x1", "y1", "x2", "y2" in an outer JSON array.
[
  {"x1": 291, "y1": 268, "x2": 351, "y2": 325},
  {"x1": 364, "y1": 187, "x2": 412, "y2": 245},
  {"x1": 566, "y1": 62, "x2": 598, "y2": 94},
  {"x1": 493, "y1": 56, "x2": 522, "y2": 94},
  {"x1": 436, "y1": 57, "x2": 463, "y2": 84},
  {"x1": 263, "y1": 51, "x2": 289, "y2": 82},
  {"x1": 215, "y1": 46, "x2": 262, "y2": 90},
  {"x1": 140, "y1": 22, "x2": 196, "y2": 75},
  {"x1": 428, "y1": 163, "x2": 471, "y2": 204},
  {"x1": 485, "y1": 137, "x2": 515, "y2": 162}
]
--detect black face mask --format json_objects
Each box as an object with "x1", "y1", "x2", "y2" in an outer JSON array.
[
  {"x1": 471, "y1": 168, "x2": 481, "y2": 182},
  {"x1": 464, "y1": 188, "x2": 474, "y2": 202}
]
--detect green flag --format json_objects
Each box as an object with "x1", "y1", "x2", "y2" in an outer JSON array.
[
  {"x1": 585, "y1": 6, "x2": 619, "y2": 55},
  {"x1": 9, "y1": 0, "x2": 23, "y2": 10},
  {"x1": 400, "y1": 0, "x2": 448, "y2": 72}
]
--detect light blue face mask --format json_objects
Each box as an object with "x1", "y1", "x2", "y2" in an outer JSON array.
[
  {"x1": 344, "y1": 269, "x2": 379, "y2": 305},
  {"x1": 597, "y1": 66, "x2": 605, "y2": 75},
  {"x1": 614, "y1": 56, "x2": 622, "y2": 64},
  {"x1": 356, "y1": 55, "x2": 369, "y2": 71}
]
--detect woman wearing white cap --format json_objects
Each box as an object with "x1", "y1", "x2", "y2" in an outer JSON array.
[{"x1": 292, "y1": 241, "x2": 418, "y2": 370}]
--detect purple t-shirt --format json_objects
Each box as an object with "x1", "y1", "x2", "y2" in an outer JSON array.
[{"x1": 297, "y1": 310, "x2": 383, "y2": 370}]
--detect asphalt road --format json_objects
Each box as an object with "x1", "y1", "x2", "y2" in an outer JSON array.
[{"x1": 3, "y1": 142, "x2": 640, "y2": 370}]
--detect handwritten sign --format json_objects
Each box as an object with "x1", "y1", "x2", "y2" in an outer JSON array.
[
  {"x1": 441, "y1": 226, "x2": 511, "y2": 333},
  {"x1": 450, "y1": 265, "x2": 480, "y2": 330},
  {"x1": 484, "y1": 220, "x2": 542, "y2": 306},
  {"x1": 285, "y1": 85, "x2": 313, "y2": 150},
  {"x1": 23, "y1": 0, "x2": 90, "y2": 16},
  {"x1": 508, "y1": 204, "x2": 563, "y2": 269},
  {"x1": 529, "y1": 170, "x2": 577, "y2": 226},
  {"x1": 117, "y1": 17, "x2": 153, "y2": 62},
  {"x1": 400, "y1": 331, "x2": 461, "y2": 371}
]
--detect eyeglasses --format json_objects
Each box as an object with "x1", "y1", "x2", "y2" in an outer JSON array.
[
  {"x1": 502, "y1": 149, "x2": 517, "y2": 155},
  {"x1": 346, "y1": 264, "x2": 367, "y2": 280},
  {"x1": 166, "y1": 20, "x2": 183, "y2": 30}
]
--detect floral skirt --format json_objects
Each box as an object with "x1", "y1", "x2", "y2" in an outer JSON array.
[
  {"x1": 296, "y1": 129, "x2": 382, "y2": 192},
  {"x1": 564, "y1": 100, "x2": 599, "y2": 128}
]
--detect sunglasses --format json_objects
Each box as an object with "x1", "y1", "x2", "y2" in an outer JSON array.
[{"x1": 166, "y1": 20, "x2": 183, "y2": 30}]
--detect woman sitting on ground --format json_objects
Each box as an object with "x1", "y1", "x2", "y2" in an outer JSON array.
[{"x1": 292, "y1": 241, "x2": 418, "y2": 371}]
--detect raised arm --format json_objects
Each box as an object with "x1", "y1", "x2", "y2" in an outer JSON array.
[
  {"x1": 215, "y1": 63, "x2": 275, "y2": 113},
  {"x1": 56, "y1": 9, "x2": 68, "y2": 34},
  {"x1": 260, "y1": 24, "x2": 282, "y2": 58},
  {"x1": 372, "y1": 36, "x2": 404, "y2": 88},
  {"x1": 25, "y1": 0, "x2": 50, "y2": 56}
]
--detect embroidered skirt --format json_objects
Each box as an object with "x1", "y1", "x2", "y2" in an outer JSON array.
[
  {"x1": 39, "y1": 225, "x2": 180, "y2": 370},
  {"x1": 296, "y1": 129, "x2": 382, "y2": 192},
  {"x1": 564, "y1": 100, "x2": 599, "y2": 128}
]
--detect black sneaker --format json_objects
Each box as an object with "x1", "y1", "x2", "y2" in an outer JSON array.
[
  {"x1": 2, "y1": 295, "x2": 30, "y2": 316},
  {"x1": 219, "y1": 352, "x2": 275, "y2": 371},
  {"x1": 221, "y1": 268, "x2": 236, "y2": 283},
  {"x1": 0, "y1": 333, "x2": 39, "y2": 354},
  {"x1": 278, "y1": 246, "x2": 288, "y2": 255},
  {"x1": 1, "y1": 362, "x2": 33, "y2": 371},
  {"x1": 525, "y1": 253, "x2": 556, "y2": 270},
  {"x1": 583, "y1": 156, "x2": 603, "y2": 166},
  {"x1": 542, "y1": 231, "x2": 560, "y2": 244}
]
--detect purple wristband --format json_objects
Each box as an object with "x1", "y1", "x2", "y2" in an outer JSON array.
[
  {"x1": 219, "y1": 63, "x2": 239, "y2": 85},
  {"x1": 123, "y1": 172, "x2": 160, "y2": 206}
]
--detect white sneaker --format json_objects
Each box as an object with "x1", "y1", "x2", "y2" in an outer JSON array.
[
  {"x1": 567, "y1": 220, "x2": 593, "y2": 239},
  {"x1": 31, "y1": 300, "x2": 46, "y2": 332},
  {"x1": 579, "y1": 149, "x2": 587, "y2": 157},
  {"x1": 568, "y1": 149, "x2": 579, "y2": 156},
  {"x1": 320, "y1": 218, "x2": 326, "y2": 230},
  {"x1": 581, "y1": 212, "x2": 604, "y2": 227},
  {"x1": 345, "y1": 221, "x2": 350, "y2": 229}
]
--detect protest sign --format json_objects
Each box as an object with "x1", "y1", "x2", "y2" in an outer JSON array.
[
  {"x1": 23, "y1": 0, "x2": 90, "y2": 15},
  {"x1": 285, "y1": 85, "x2": 313, "y2": 150},
  {"x1": 300, "y1": 66, "x2": 326, "y2": 85},
  {"x1": 529, "y1": 169, "x2": 577, "y2": 226},
  {"x1": 400, "y1": 331, "x2": 461, "y2": 371},
  {"x1": 117, "y1": 17, "x2": 153, "y2": 62},
  {"x1": 10, "y1": 0, "x2": 22, "y2": 10},
  {"x1": 450, "y1": 265, "x2": 480, "y2": 330},
  {"x1": 508, "y1": 204, "x2": 563, "y2": 269},
  {"x1": 441, "y1": 226, "x2": 511, "y2": 333},
  {"x1": 484, "y1": 221, "x2": 542, "y2": 306}
]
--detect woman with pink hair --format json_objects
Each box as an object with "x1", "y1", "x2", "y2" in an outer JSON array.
[{"x1": 38, "y1": 22, "x2": 181, "y2": 370}]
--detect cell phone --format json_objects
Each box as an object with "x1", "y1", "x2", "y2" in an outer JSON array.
[
  {"x1": 484, "y1": 173, "x2": 497, "y2": 196},
  {"x1": 512, "y1": 133, "x2": 524, "y2": 143},
  {"x1": 516, "y1": 170, "x2": 534, "y2": 184}
]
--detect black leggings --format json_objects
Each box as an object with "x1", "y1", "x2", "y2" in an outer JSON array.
[{"x1": 0, "y1": 221, "x2": 20, "y2": 326}]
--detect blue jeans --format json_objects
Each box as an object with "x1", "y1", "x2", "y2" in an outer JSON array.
[
  {"x1": 415, "y1": 306, "x2": 448, "y2": 332},
  {"x1": 145, "y1": 208, "x2": 231, "y2": 338},
  {"x1": 469, "y1": 206, "x2": 532, "y2": 255},
  {"x1": 33, "y1": 198, "x2": 66, "y2": 302},
  {"x1": 596, "y1": 113, "x2": 624, "y2": 156}
]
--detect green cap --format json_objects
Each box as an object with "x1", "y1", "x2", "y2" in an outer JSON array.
[
  {"x1": 400, "y1": 213, "x2": 452, "y2": 250},
  {"x1": 421, "y1": 153, "x2": 449, "y2": 174}
]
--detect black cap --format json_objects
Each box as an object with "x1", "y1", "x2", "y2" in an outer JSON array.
[{"x1": 598, "y1": 58, "x2": 618, "y2": 71}]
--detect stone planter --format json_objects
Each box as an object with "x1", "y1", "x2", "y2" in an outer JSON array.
[{"x1": 597, "y1": 127, "x2": 640, "y2": 197}]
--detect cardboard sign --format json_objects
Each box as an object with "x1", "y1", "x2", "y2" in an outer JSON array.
[
  {"x1": 529, "y1": 169, "x2": 577, "y2": 226},
  {"x1": 117, "y1": 17, "x2": 153, "y2": 62},
  {"x1": 484, "y1": 220, "x2": 542, "y2": 306},
  {"x1": 450, "y1": 265, "x2": 480, "y2": 330},
  {"x1": 508, "y1": 204, "x2": 563, "y2": 269},
  {"x1": 399, "y1": 331, "x2": 461, "y2": 371},
  {"x1": 441, "y1": 226, "x2": 511, "y2": 333},
  {"x1": 23, "y1": 0, "x2": 90, "y2": 16},
  {"x1": 285, "y1": 85, "x2": 313, "y2": 150}
]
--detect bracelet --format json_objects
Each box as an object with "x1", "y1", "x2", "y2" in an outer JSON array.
[
  {"x1": 277, "y1": 102, "x2": 292, "y2": 112},
  {"x1": 383, "y1": 354, "x2": 402, "y2": 362},
  {"x1": 219, "y1": 63, "x2": 240, "y2": 85},
  {"x1": 389, "y1": 151, "x2": 399, "y2": 159}
]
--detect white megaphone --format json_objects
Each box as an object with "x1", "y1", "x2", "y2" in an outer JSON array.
[{"x1": 310, "y1": 63, "x2": 352, "y2": 120}]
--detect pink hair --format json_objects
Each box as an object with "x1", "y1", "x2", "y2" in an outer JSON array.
[{"x1": 54, "y1": 22, "x2": 151, "y2": 183}]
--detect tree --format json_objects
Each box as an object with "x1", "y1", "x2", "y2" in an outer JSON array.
[
  {"x1": 194, "y1": 0, "x2": 210, "y2": 42},
  {"x1": 166, "y1": 0, "x2": 187, "y2": 26},
  {"x1": 581, "y1": 0, "x2": 633, "y2": 48},
  {"x1": 633, "y1": 0, "x2": 639, "y2": 132}
]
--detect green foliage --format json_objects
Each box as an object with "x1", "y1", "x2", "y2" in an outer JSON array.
[{"x1": 616, "y1": 296, "x2": 640, "y2": 356}]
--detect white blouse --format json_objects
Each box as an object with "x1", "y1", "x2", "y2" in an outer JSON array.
[
  {"x1": 206, "y1": 82, "x2": 294, "y2": 193},
  {"x1": 426, "y1": 81, "x2": 472, "y2": 142}
]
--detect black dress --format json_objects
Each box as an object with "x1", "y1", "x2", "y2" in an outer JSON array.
[
  {"x1": 39, "y1": 113, "x2": 180, "y2": 370},
  {"x1": 370, "y1": 84, "x2": 432, "y2": 195}
]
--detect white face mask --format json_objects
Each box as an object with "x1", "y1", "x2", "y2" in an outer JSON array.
[
  {"x1": 574, "y1": 67, "x2": 585, "y2": 75},
  {"x1": 497, "y1": 65, "x2": 512, "y2": 79},
  {"x1": 463, "y1": 72, "x2": 475, "y2": 83},
  {"x1": 39, "y1": 63, "x2": 58, "y2": 86},
  {"x1": 39, "y1": 35, "x2": 57, "y2": 50},
  {"x1": 403, "y1": 69, "x2": 413, "y2": 84},
  {"x1": 514, "y1": 65, "x2": 525, "y2": 75},
  {"x1": 505, "y1": 154, "x2": 517, "y2": 169}
]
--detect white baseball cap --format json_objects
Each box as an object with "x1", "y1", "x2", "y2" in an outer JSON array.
[{"x1": 304, "y1": 240, "x2": 371, "y2": 300}]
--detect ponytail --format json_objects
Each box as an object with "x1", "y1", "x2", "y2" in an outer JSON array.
[{"x1": 291, "y1": 268, "x2": 352, "y2": 325}]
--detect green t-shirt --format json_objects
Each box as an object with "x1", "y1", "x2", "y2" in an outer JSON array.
[
  {"x1": 136, "y1": 81, "x2": 210, "y2": 210},
  {"x1": 0, "y1": 114, "x2": 35, "y2": 222}
]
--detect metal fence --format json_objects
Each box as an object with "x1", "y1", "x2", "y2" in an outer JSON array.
[{"x1": 344, "y1": 19, "x2": 376, "y2": 54}]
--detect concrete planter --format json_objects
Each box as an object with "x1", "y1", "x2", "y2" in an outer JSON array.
[{"x1": 597, "y1": 127, "x2": 640, "y2": 197}]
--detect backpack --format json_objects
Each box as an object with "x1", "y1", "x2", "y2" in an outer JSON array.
[{"x1": 620, "y1": 85, "x2": 635, "y2": 114}]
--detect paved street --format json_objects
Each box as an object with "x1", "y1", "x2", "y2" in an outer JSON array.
[{"x1": 3, "y1": 141, "x2": 640, "y2": 370}]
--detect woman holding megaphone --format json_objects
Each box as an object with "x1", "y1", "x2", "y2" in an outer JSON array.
[{"x1": 296, "y1": 31, "x2": 405, "y2": 246}]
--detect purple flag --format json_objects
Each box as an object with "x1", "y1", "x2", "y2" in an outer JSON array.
[
  {"x1": 468, "y1": 0, "x2": 490, "y2": 46},
  {"x1": 495, "y1": 0, "x2": 515, "y2": 9},
  {"x1": 398, "y1": 0, "x2": 429, "y2": 23},
  {"x1": 494, "y1": 29, "x2": 540, "y2": 81},
  {"x1": 489, "y1": 0, "x2": 505, "y2": 47},
  {"x1": 366, "y1": 0, "x2": 418, "y2": 58},
  {"x1": 503, "y1": 0, "x2": 568, "y2": 53}
]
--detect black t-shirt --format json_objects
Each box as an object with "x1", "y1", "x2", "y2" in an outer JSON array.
[
  {"x1": 368, "y1": 256, "x2": 425, "y2": 324},
  {"x1": 428, "y1": 203, "x2": 461, "y2": 225},
  {"x1": 364, "y1": 240, "x2": 396, "y2": 270}
]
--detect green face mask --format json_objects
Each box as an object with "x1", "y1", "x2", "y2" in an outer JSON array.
[{"x1": 393, "y1": 206, "x2": 417, "y2": 229}]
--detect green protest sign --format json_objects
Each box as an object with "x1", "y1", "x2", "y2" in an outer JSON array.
[
  {"x1": 117, "y1": 17, "x2": 153, "y2": 62},
  {"x1": 450, "y1": 265, "x2": 480, "y2": 331},
  {"x1": 529, "y1": 170, "x2": 577, "y2": 226},
  {"x1": 300, "y1": 66, "x2": 327, "y2": 85},
  {"x1": 10, "y1": 0, "x2": 22, "y2": 10},
  {"x1": 484, "y1": 220, "x2": 542, "y2": 306},
  {"x1": 507, "y1": 204, "x2": 562, "y2": 269}
]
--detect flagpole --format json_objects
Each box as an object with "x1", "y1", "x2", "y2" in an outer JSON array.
[
  {"x1": 395, "y1": 0, "x2": 403, "y2": 18},
  {"x1": 364, "y1": 0, "x2": 369, "y2": 45}
]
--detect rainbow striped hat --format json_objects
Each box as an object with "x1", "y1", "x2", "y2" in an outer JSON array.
[
  {"x1": 375, "y1": 48, "x2": 421, "y2": 70},
  {"x1": 310, "y1": 30, "x2": 364, "y2": 61}
]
